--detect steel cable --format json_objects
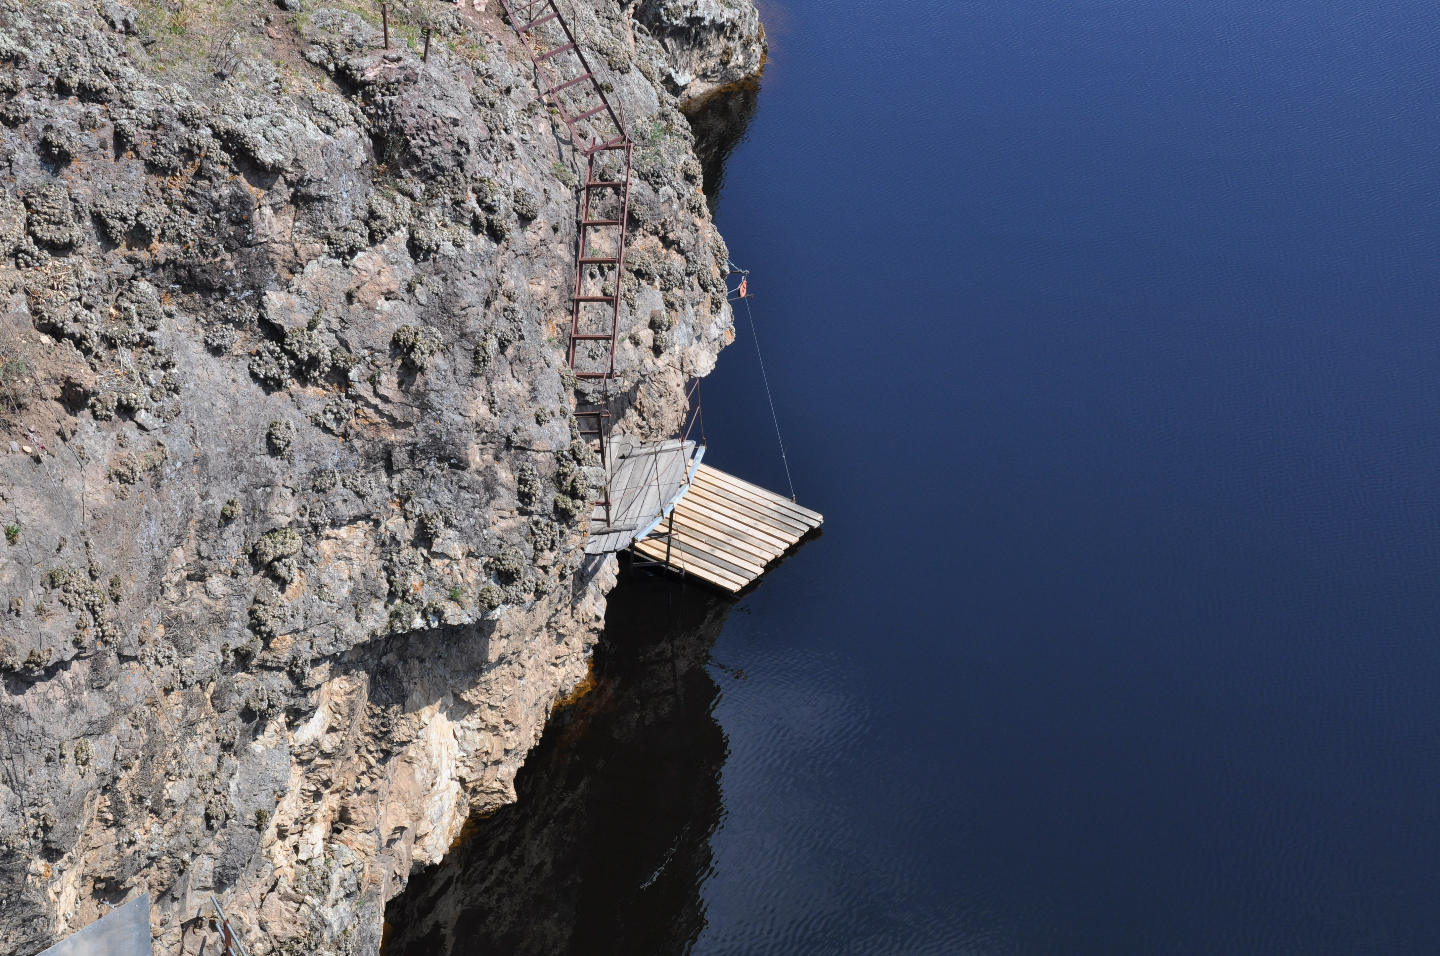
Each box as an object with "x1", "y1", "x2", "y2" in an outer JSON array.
[{"x1": 739, "y1": 287, "x2": 797, "y2": 502}]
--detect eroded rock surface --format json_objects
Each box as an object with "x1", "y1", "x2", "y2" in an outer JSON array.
[
  {"x1": 0, "y1": 0, "x2": 762, "y2": 953},
  {"x1": 636, "y1": 0, "x2": 767, "y2": 107}
]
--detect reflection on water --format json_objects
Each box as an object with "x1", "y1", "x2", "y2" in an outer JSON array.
[
  {"x1": 684, "y1": 76, "x2": 762, "y2": 215},
  {"x1": 384, "y1": 572, "x2": 734, "y2": 956}
]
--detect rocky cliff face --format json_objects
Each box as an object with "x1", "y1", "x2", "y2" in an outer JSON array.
[
  {"x1": 635, "y1": 0, "x2": 766, "y2": 108},
  {"x1": 385, "y1": 574, "x2": 734, "y2": 956},
  {"x1": 0, "y1": 1, "x2": 762, "y2": 953}
]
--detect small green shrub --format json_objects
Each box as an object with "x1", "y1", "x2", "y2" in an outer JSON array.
[{"x1": 4, "y1": 524, "x2": 17, "y2": 545}]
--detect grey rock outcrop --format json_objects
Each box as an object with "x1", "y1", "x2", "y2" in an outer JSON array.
[
  {"x1": 636, "y1": 0, "x2": 767, "y2": 108},
  {"x1": 0, "y1": 0, "x2": 763, "y2": 953}
]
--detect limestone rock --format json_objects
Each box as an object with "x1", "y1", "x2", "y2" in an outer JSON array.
[
  {"x1": 0, "y1": 0, "x2": 761, "y2": 953},
  {"x1": 637, "y1": 0, "x2": 768, "y2": 107}
]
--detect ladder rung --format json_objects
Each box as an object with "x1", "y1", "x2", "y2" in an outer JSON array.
[
  {"x1": 518, "y1": 11, "x2": 559, "y2": 32},
  {"x1": 571, "y1": 333, "x2": 614, "y2": 340},
  {"x1": 537, "y1": 42, "x2": 575, "y2": 62},
  {"x1": 546, "y1": 72, "x2": 594, "y2": 96},
  {"x1": 571, "y1": 105, "x2": 608, "y2": 123},
  {"x1": 573, "y1": 296, "x2": 615, "y2": 302},
  {"x1": 583, "y1": 137, "x2": 629, "y2": 155},
  {"x1": 580, "y1": 219, "x2": 620, "y2": 227},
  {"x1": 585, "y1": 180, "x2": 625, "y2": 190},
  {"x1": 573, "y1": 371, "x2": 612, "y2": 378},
  {"x1": 578, "y1": 256, "x2": 619, "y2": 264}
]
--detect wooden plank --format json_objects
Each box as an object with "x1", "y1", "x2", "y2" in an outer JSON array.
[
  {"x1": 635, "y1": 528, "x2": 755, "y2": 581},
  {"x1": 674, "y1": 493, "x2": 802, "y2": 551},
  {"x1": 657, "y1": 535, "x2": 761, "y2": 581},
  {"x1": 659, "y1": 538, "x2": 765, "y2": 581},
  {"x1": 668, "y1": 509, "x2": 784, "y2": 563},
  {"x1": 674, "y1": 495, "x2": 794, "y2": 550},
  {"x1": 661, "y1": 559, "x2": 744, "y2": 593},
  {"x1": 696, "y1": 475, "x2": 822, "y2": 531},
  {"x1": 633, "y1": 539, "x2": 748, "y2": 592},
  {"x1": 697, "y1": 465, "x2": 824, "y2": 526},
  {"x1": 662, "y1": 526, "x2": 768, "y2": 575},
  {"x1": 683, "y1": 484, "x2": 813, "y2": 538},
  {"x1": 634, "y1": 540, "x2": 738, "y2": 589},
  {"x1": 690, "y1": 475, "x2": 815, "y2": 533},
  {"x1": 625, "y1": 460, "x2": 819, "y2": 592},
  {"x1": 585, "y1": 438, "x2": 699, "y2": 554},
  {"x1": 686, "y1": 478, "x2": 808, "y2": 529},
  {"x1": 679, "y1": 501, "x2": 806, "y2": 552},
  {"x1": 667, "y1": 509, "x2": 778, "y2": 563},
  {"x1": 608, "y1": 445, "x2": 686, "y2": 508},
  {"x1": 697, "y1": 463, "x2": 823, "y2": 523}
]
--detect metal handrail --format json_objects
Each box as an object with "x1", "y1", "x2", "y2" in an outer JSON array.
[{"x1": 211, "y1": 896, "x2": 252, "y2": 956}]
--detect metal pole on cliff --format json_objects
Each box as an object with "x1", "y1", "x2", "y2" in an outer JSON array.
[
  {"x1": 211, "y1": 896, "x2": 253, "y2": 956},
  {"x1": 381, "y1": 3, "x2": 389, "y2": 49},
  {"x1": 423, "y1": 28, "x2": 432, "y2": 61}
]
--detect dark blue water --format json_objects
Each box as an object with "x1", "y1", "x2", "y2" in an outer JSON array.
[
  {"x1": 391, "y1": 0, "x2": 1440, "y2": 952},
  {"x1": 696, "y1": 0, "x2": 1440, "y2": 952}
]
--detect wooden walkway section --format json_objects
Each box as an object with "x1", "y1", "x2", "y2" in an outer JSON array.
[
  {"x1": 584, "y1": 437, "x2": 703, "y2": 555},
  {"x1": 632, "y1": 463, "x2": 823, "y2": 592}
]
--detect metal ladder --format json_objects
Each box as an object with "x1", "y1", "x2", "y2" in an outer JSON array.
[{"x1": 498, "y1": 0, "x2": 634, "y2": 526}]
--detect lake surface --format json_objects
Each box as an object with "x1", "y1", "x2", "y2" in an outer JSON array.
[{"x1": 389, "y1": 0, "x2": 1440, "y2": 952}]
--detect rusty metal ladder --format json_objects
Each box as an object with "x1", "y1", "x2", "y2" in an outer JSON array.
[{"x1": 498, "y1": 0, "x2": 634, "y2": 526}]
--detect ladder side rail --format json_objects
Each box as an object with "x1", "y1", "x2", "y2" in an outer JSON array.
[
  {"x1": 603, "y1": 140, "x2": 634, "y2": 378},
  {"x1": 506, "y1": 0, "x2": 625, "y2": 151},
  {"x1": 498, "y1": 0, "x2": 636, "y2": 533},
  {"x1": 574, "y1": 407, "x2": 612, "y2": 523},
  {"x1": 569, "y1": 151, "x2": 598, "y2": 371},
  {"x1": 499, "y1": 0, "x2": 583, "y2": 132},
  {"x1": 511, "y1": 0, "x2": 550, "y2": 22},
  {"x1": 543, "y1": 3, "x2": 628, "y2": 146}
]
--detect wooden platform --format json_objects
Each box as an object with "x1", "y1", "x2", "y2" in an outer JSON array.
[
  {"x1": 583, "y1": 437, "x2": 704, "y2": 555},
  {"x1": 631, "y1": 463, "x2": 823, "y2": 592}
]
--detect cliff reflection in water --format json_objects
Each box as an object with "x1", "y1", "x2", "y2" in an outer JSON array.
[
  {"x1": 685, "y1": 76, "x2": 762, "y2": 215},
  {"x1": 385, "y1": 572, "x2": 734, "y2": 956}
]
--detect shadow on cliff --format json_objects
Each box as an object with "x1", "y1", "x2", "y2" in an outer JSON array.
[{"x1": 382, "y1": 571, "x2": 735, "y2": 956}]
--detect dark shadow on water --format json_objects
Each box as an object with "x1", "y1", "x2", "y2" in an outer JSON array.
[
  {"x1": 383, "y1": 572, "x2": 735, "y2": 956},
  {"x1": 684, "y1": 75, "x2": 763, "y2": 216}
]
